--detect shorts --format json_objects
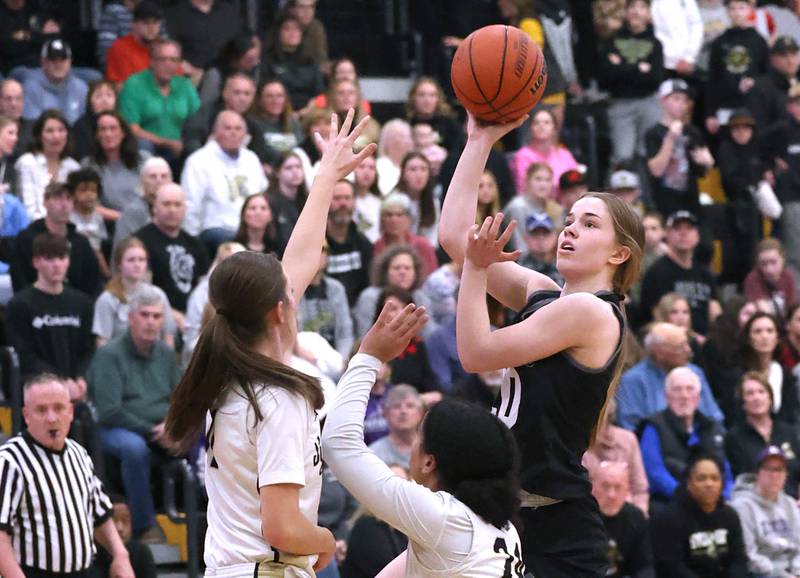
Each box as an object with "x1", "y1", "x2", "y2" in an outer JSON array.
[
  {"x1": 518, "y1": 496, "x2": 608, "y2": 578},
  {"x1": 205, "y1": 558, "x2": 314, "y2": 578}
]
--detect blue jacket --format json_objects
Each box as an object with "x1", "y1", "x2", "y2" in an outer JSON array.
[{"x1": 0, "y1": 192, "x2": 29, "y2": 273}]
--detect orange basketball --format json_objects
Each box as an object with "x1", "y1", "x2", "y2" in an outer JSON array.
[{"x1": 451, "y1": 24, "x2": 547, "y2": 123}]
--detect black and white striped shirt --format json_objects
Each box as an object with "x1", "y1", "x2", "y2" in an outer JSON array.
[{"x1": 0, "y1": 432, "x2": 113, "y2": 573}]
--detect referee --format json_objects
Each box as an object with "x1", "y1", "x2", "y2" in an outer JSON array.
[{"x1": 0, "y1": 374, "x2": 135, "y2": 578}]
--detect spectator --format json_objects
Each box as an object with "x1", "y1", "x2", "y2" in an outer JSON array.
[
  {"x1": 67, "y1": 168, "x2": 109, "y2": 278},
  {"x1": 557, "y1": 167, "x2": 589, "y2": 212},
  {"x1": 118, "y1": 39, "x2": 200, "y2": 162},
  {"x1": 617, "y1": 322, "x2": 724, "y2": 431},
  {"x1": 597, "y1": 0, "x2": 665, "y2": 165},
  {"x1": 645, "y1": 80, "x2": 714, "y2": 218},
  {"x1": 181, "y1": 110, "x2": 267, "y2": 254},
  {"x1": 0, "y1": 0, "x2": 52, "y2": 74},
  {"x1": 93, "y1": 235, "x2": 175, "y2": 349},
  {"x1": 11, "y1": 181, "x2": 100, "y2": 296},
  {"x1": 705, "y1": 0, "x2": 769, "y2": 136},
  {"x1": 134, "y1": 183, "x2": 209, "y2": 322},
  {"x1": 354, "y1": 244, "x2": 433, "y2": 338},
  {"x1": 87, "y1": 285, "x2": 181, "y2": 542},
  {"x1": 510, "y1": 109, "x2": 579, "y2": 192},
  {"x1": 71, "y1": 80, "x2": 118, "y2": 162},
  {"x1": 317, "y1": 461, "x2": 358, "y2": 578},
  {"x1": 590, "y1": 461, "x2": 655, "y2": 578},
  {"x1": 325, "y1": 178, "x2": 374, "y2": 306},
  {"x1": 297, "y1": 241, "x2": 353, "y2": 359},
  {"x1": 725, "y1": 372, "x2": 800, "y2": 497},
  {"x1": 93, "y1": 494, "x2": 157, "y2": 578},
  {"x1": 165, "y1": 0, "x2": 242, "y2": 73},
  {"x1": 0, "y1": 113, "x2": 20, "y2": 197},
  {"x1": 105, "y1": 1, "x2": 164, "y2": 88},
  {"x1": 22, "y1": 38, "x2": 87, "y2": 125},
  {"x1": 309, "y1": 57, "x2": 371, "y2": 114},
  {"x1": 697, "y1": 0, "x2": 731, "y2": 74},
  {"x1": 411, "y1": 122, "x2": 447, "y2": 179},
  {"x1": 747, "y1": 36, "x2": 800, "y2": 128},
  {"x1": 366, "y1": 384, "x2": 423, "y2": 469},
  {"x1": 284, "y1": 0, "x2": 328, "y2": 68},
  {"x1": 362, "y1": 360, "x2": 392, "y2": 445},
  {"x1": 583, "y1": 399, "x2": 650, "y2": 514},
  {"x1": 248, "y1": 79, "x2": 303, "y2": 154},
  {"x1": 261, "y1": 13, "x2": 323, "y2": 110},
  {"x1": 639, "y1": 366, "x2": 732, "y2": 508},
  {"x1": 518, "y1": 213, "x2": 564, "y2": 287},
  {"x1": 743, "y1": 238, "x2": 796, "y2": 318},
  {"x1": 328, "y1": 79, "x2": 379, "y2": 151},
  {"x1": 292, "y1": 106, "x2": 330, "y2": 189},
  {"x1": 96, "y1": 0, "x2": 140, "y2": 67},
  {"x1": 14, "y1": 108, "x2": 80, "y2": 220},
  {"x1": 196, "y1": 34, "x2": 262, "y2": 107},
  {"x1": 650, "y1": 451, "x2": 748, "y2": 578},
  {"x1": 730, "y1": 445, "x2": 800, "y2": 577},
  {"x1": 421, "y1": 261, "x2": 460, "y2": 326},
  {"x1": 392, "y1": 152, "x2": 439, "y2": 246},
  {"x1": 0, "y1": 116, "x2": 27, "y2": 303},
  {"x1": 0, "y1": 78, "x2": 33, "y2": 156},
  {"x1": 640, "y1": 210, "x2": 719, "y2": 335},
  {"x1": 608, "y1": 167, "x2": 645, "y2": 215},
  {"x1": 405, "y1": 77, "x2": 463, "y2": 153},
  {"x1": 536, "y1": 0, "x2": 582, "y2": 121},
  {"x1": 629, "y1": 211, "x2": 668, "y2": 311},
  {"x1": 781, "y1": 303, "x2": 800, "y2": 377},
  {"x1": 376, "y1": 119, "x2": 413, "y2": 195},
  {"x1": 83, "y1": 110, "x2": 148, "y2": 222},
  {"x1": 112, "y1": 156, "x2": 172, "y2": 248},
  {"x1": 761, "y1": 87, "x2": 800, "y2": 275},
  {"x1": 372, "y1": 192, "x2": 438, "y2": 279},
  {"x1": 653, "y1": 292, "x2": 705, "y2": 365},
  {"x1": 352, "y1": 153, "x2": 382, "y2": 243},
  {"x1": 232, "y1": 192, "x2": 286, "y2": 255},
  {"x1": 0, "y1": 375, "x2": 134, "y2": 578},
  {"x1": 593, "y1": 0, "x2": 627, "y2": 39},
  {"x1": 267, "y1": 151, "x2": 308, "y2": 239},
  {"x1": 425, "y1": 313, "x2": 466, "y2": 393},
  {"x1": 475, "y1": 169, "x2": 502, "y2": 223},
  {"x1": 651, "y1": 0, "x2": 703, "y2": 79},
  {"x1": 6, "y1": 232, "x2": 94, "y2": 395},
  {"x1": 503, "y1": 162, "x2": 564, "y2": 252}
]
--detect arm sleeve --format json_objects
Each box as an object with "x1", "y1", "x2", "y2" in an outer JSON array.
[
  {"x1": 14, "y1": 156, "x2": 41, "y2": 220},
  {"x1": 82, "y1": 448, "x2": 113, "y2": 526},
  {"x1": 685, "y1": 0, "x2": 704, "y2": 63},
  {"x1": 87, "y1": 349, "x2": 153, "y2": 434},
  {"x1": 640, "y1": 424, "x2": 680, "y2": 499},
  {"x1": 179, "y1": 157, "x2": 204, "y2": 236},
  {"x1": 0, "y1": 457, "x2": 23, "y2": 534},
  {"x1": 730, "y1": 500, "x2": 776, "y2": 576},
  {"x1": 322, "y1": 354, "x2": 458, "y2": 545}
]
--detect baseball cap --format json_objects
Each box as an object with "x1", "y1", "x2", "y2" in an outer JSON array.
[
  {"x1": 756, "y1": 445, "x2": 788, "y2": 468},
  {"x1": 728, "y1": 107, "x2": 756, "y2": 128},
  {"x1": 771, "y1": 36, "x2": 799, "y2": 55},
  {"x1": 41, "y1": 38, "x2": 72, "y2": 61},
  {"x1": 665, "y1": 210, "x2": 698, "y2": 228},
  {"x1": 609, "y1": 170, "x2": 640, "y2": 190},
  {"x1": 658, "y1": 78, "x2": 691, "y2": 99},
  {"x1": 525, "y1": 213, "x2": 555, "y2": 233},
  {"x1": 559, "y1": 168, "x2": 587, "y2": 191},
  {"x1": 380, "y1": 192, "x2": 412, "y2": 215},
  {"x1": 134, "y1": 0, "x2": 165, "y2": 21}
]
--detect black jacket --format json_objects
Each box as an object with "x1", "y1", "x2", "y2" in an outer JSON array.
[{"x1": 706, "y1": 27, "x2": 769, "y2": 117}]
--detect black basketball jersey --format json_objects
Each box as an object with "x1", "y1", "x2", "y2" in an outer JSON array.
[{"x1": 494, "y1": 290, "x2": 625, "y2": 501}]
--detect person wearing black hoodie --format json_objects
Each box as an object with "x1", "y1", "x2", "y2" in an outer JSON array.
[
  {"x1": 747, "y1": 36, "x2": 800, "y2": 128},
  {"x1": 650, "y1": 451, "x2": 748, "y2": 578},
  {"x1": 704, "y1": 0, "x2": 769, "y2": 136},
  {"x1": 597, "y1": 0, "x2": 665, "y2": 165}
]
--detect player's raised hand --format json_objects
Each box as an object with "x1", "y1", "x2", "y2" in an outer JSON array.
[
  {"x1": 315, "y1": 109, "x2": 378, "y2": 179},
  {"x1": 464, "y1": 213, "x2": 521, "y2": 268},
  {"x1": 360, "y1": 303, "x2": 428, "y2": 362},
  {"x1": 466, "y1": 112, "x2": 528, "y2": 145}
]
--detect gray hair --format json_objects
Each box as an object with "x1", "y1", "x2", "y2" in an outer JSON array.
[
  {"x1": 128, "y1": 285, "x2": 165, "y2": 313},
  {"x1": 385, "y1": 383, "x2": 421, "y2": 408},
  {"x1": 665, "y1": 366, "x2": 701, "y2": 393},
  {"x1": 23, "y1": 373, "x2": 70, "y2": 403},
  {"x1": 139, "y1": 156, "x2": 171, "y2": 179}
]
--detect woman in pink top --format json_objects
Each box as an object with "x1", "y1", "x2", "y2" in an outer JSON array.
[{"x1": 511, "y1": 109, "x2": 579, "y2": 192}]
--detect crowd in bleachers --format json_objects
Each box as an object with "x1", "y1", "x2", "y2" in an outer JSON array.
[{"x1": 2, "y1": 0, "x2": 800, "y2": 576}]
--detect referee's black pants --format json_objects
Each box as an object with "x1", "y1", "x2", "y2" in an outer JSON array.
[
  {"x1": 519, "y1": 496, "x2": 608, "y2": 578},
  {"x1": 20, "y1": 566, "x2": 96, "y2": 578}
]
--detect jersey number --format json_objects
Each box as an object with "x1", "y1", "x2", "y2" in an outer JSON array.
[
  {"x1": 494, "y1": 538, "x2": 525, "y2": 578},
  {"x1": 494, "y1": 369, "x2": 521, "y2": 428}
]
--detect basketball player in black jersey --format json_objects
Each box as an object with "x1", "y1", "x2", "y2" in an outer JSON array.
[{"x1": 439, "y1": 115, "x2": 645, "y2": 578}]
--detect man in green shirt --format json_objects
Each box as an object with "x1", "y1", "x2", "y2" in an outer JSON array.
[
  {"x1": 118, "y1": 38, "x2": 200, "y2": 162},
  {"x1": 88, "y1": 285, "x2": 181, "y2": 544}
]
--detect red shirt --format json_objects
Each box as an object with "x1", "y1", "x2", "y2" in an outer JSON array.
[{"x1": 106, "y1": 35, "x2": 150, "y2": 84}]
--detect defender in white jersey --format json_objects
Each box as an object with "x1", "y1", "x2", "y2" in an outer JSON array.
[
  {"x1": 165, "y1": 110, "x2": 378, "y2": 578},
  {"x1": 323, "y1": 303, "x2": 525, "y2": 578}
]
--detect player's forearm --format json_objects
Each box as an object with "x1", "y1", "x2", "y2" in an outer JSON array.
[
  {"x1": 94, "y1": 517, "x2": 129, "y2": 559},
  {"x1": 456, "y1": 261, "x2": 492, "y2": 372},
  {"x1": 439, "y1": 138, "x2": 494, "y2": 262},
  {"x1": 0, "y1": 531, "x2": 26, "y2": 578}
]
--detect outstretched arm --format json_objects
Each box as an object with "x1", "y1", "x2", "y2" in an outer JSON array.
[
  {"x1": 283, "y1": 110, "x2": 377, "y2": 299},
  {"x1": 438, "y1": 115, "x2": 559, "y2": 311}
]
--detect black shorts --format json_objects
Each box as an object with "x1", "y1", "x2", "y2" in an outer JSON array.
[{"x1": 518, "y1": 496, "x2": 608, "y2": 578}]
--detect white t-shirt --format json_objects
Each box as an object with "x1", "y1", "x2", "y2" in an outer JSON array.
[
  {"x1": 323, "y1": 354, "x2": 525, "y2": 577},
  {"x1": 204, "y1": 383, "x2": 322, "y2": 570}
]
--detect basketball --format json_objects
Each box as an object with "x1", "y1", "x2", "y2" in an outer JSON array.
[{"x1": 450, "y1": 25, "x2": 547, "y2": 124}]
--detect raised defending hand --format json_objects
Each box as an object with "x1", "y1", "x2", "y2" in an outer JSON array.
[
  {"x1": 465, "y1": 213, "x2": 521, "y2": 268},
  {"x1": 359, "y1": 303, "x2": 428, "y2": 363},
  {"x1": 315, "y1": 109, "x2": 378, "y2": 179},
  {"x1": 466, "y1": 112, "x2": 528, "y2": 145}
]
